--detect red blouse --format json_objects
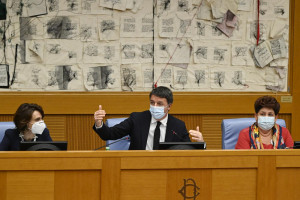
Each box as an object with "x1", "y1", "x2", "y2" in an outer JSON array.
[{"x1": 235, "y1": 126, "x2": 294, "y2": 149}]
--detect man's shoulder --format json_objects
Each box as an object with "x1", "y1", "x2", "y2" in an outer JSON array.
[{"x1": 130, "y1": 110, "x2": 151, "y2": 117}]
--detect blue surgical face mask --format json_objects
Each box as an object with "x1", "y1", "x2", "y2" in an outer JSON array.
[
  {"x1": 258, "y1": 116, "x2": 275, "y2": 131},
  {"x1": 150, "y1": 105, "x2": 167, "y2": 120}
]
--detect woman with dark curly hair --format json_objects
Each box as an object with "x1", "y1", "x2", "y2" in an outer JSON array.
[
  {"x1": 235, "y1": 96, "x2": 294, "y2": 149},
  {"x1": 0, "y1": 103, "x2": 52, "y2": 151}
]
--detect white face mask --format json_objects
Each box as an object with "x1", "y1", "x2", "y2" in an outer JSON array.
[
  {"x1": 258, "y1": 116, "x2": 275, "y2": 131},
  {"x1": 31, "y1": 120, "x2": 46, "y2": 135}
]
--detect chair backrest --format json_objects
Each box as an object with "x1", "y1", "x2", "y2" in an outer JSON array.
[
  {"x1": 0, "y1": 122, "x2": 15, "y2": 143},
  {"x1": 106, "y1": 118, "x2": 130, "y2": 150},
  {"x1": 221, "y1": 118, "x2": 286, "y2": 149}
]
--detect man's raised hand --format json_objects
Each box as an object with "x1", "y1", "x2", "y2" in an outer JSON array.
[{"x1": 94, "y1": 105, "x2": 106, "y2": 127}]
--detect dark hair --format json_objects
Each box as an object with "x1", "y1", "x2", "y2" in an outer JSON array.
[
  {"x1": 254, "y1": 96, "x2": 280, "y2": 115},
  {"x1": 149, "y1": 86, "x2": 173, "y2": 104},
  {"x1": 13, "y1": 103, "x2": 45, "y2": 132}
]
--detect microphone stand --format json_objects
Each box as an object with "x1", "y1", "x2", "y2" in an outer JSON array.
[{"x1": 94, "y1": 136, "x2": 130, "y2": 150}]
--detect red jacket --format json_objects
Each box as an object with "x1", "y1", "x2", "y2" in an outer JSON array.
[{"x1": 235, "y1": 126, "x2": 294, "y2": 149}]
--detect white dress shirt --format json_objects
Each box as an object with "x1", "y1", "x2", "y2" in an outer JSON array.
[{"x1": 146, "y1": 115, "x2": 168, "y2": 150}]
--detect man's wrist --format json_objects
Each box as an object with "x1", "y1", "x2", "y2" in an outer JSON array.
[{"x1": 95, "y1": 121, "x2": 103, "y2": 129}]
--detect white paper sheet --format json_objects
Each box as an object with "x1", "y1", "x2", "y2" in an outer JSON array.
[
  {"x1": 83, "y1": 41, "x2": 120, "y2": 64},
  {"x1": 210, "y1": 0, "x2": 238, "y2": 19},
  {"x1": 46, "y1": 65, "x2": 84, "y2": 90},
  {"x1": 120, "y1": 14, "x2": 154, "y2": 38},
  {"x1": 126, "y1": 0, "x2": 144, "y2": 13},
  {"x1": 45, "y1": 16, "x2": 80, "y2": 40},
  {"x1": 253, "y1": 0, "x2": 274, "y2": 20},
  {"x1": 142, "y1": 64, "x2": 154, "y2": 89},
  {"x1": 0, "y1": 64, "x2": 9, "y2": 87},
  {"x1": 82, "y1": 64, "x2": 121, "y2": 91},
  {"x1": 197, "y1": 0, "x2": 213, "y2": 20},
  {"x1": 20, "y1": 17, "x2": 45, "y2": 40},
  {"x1": 80, "y1": 16, "x2": 98, "y2": 41},
  {"x1": 121, "y1": 39, "x2": 153, "y2": 64},
  {"x1": 270, "y1": 19, "x2": 289, "y2": 41},
  {"x1": 25, "y1": 40, "x2": 44, "y2": 63},
  {"x1": 158, "y1": 13, "x2": 192, "y2": 38},
  {"x1": 187, "y1": 65, "x2": 210, "y2": 89},
  {"x1": 246, "y1": 20, "x2": 270, "y2": 44},
  {"x1": 155, "y1": 39, "x2": 191, "y2": 64},
  {"x1": 98, "y1": 16, "x2": 120, "y2": 41},
  {"x1": 238, "y1": 0, "x2": 252, "y2": 11},
  {"x1": 82, "y1": 0, "x2": 111, "y2": 14},
  {"x1": 210, "y1": 66, "x2": 246, "y2": 90},
  {"x1": 253, "y1": 0, "x2": 289, "y2": 20},
  {"x1": 193, "y1": 41, "x2": 230, "y2": 65},
  {"x1": 121, "y1": 64, "x2": 144, "y2": 91},
  {"x1": 251, "y1": 41, "x2": 273, "y2": 68},
  {"x1": 44, "y1": 40, "x2": 83, "y2": 65},
  {"x1": 269, "y1": 37, "x2": 287, "y2": 59},
  {"x1": 10, "y1": 64, "x2": 48, "y2": 89},
  {"x1": 270, "y1": 58, "x2": 288, "y2": 68},
  {"x1": 232, "y1": 42, "x2": 255, "y2": 66},
  {"x1": 99, "y1": 0, "x2": 127, "y2": 11},
  {"x1": 26, "y1": 0, "x2": 47, "y2": 17},
  {"x1": 47, "y1": 0, "x2": 82, "y2": 16},
  {"x1": 153, "y1": 64, "x2": 174, "y2": 88}
]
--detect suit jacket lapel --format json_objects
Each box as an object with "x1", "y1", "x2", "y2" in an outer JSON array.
[
  {"x1": 141, "y1": 111, "x2": 151, "y2": 149},
  {"x1": 165, "y1": 115, "x2": 174, "y2": 142}
]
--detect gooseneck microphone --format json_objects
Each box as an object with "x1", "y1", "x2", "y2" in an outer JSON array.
[
  {"x1": 171, "y1": 130, "x2": 184, "y2": 141},
  {"x1": 94, "y1": 136, "x2": 130, "y2": 150}
]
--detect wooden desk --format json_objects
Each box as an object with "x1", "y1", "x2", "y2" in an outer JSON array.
[{"x1": 0, "y1": 150, "x2": 299, "y2": 200}]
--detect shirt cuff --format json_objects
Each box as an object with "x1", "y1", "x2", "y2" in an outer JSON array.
[{"x1": 95, "y1": 121, "x2": 103, "y2": 129}]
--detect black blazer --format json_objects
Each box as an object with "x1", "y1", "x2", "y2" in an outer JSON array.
[
  {"x1": 0, "y1": 128, "x2": 52, "y2": 151},
  {"x1": 93, "y1": 110, "x2": 191, "y2": 150}
]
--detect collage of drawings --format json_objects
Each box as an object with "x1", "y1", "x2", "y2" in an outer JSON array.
[{"x1": 0, "y1": 0, "x2": 290, "y2": 91}]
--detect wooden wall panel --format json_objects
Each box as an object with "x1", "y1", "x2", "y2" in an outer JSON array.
[
  {"x1": 7, "y1": 171, "x2": 54, "y2": 200},
  {"x1": 55, "y1": 171, "x2": 101, "y2": 200},
  {"x1": 0, "y1": 115, "x2": 13, "y2": 122},
  {"x1": 66, "y1": 115, "x2": 99, "y2": 150},
  {"x1": 0, "y1": 172, "x2": 6, "y2": 200},
  {"x1": 44, "y1": 115, "x2": 66, "y2": 141},
  {"x1": 121, "y1": 170, "x2": 167, "y2": 200},
  {"x1": 276, "y1": 169, "x2": 300, "y2": 199},
  {"x1": 212, "y1": 169, "x2": 256, "y2": 200}
]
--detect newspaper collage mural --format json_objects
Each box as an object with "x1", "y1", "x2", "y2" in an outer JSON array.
[{"x1": 0, "y1": 0, "x2": 289, "y2": 91}]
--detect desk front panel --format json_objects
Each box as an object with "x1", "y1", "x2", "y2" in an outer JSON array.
[{"x1": 0, "y1": 150, "x2": 299, "y2": 200}]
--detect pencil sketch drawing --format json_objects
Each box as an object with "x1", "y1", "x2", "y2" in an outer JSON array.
[
  {"x1": 214, "y1": 71, "x2": 225, "y2": 87},
  {"x1": 87, "y1": 66, "x2": 115, "y2": 89},
  {"x1": 195, "y1": 70, "x2": 205, "y2": 86},
  {"x1": 122, "y1": 67, "x2": 136, "y2": 91}
]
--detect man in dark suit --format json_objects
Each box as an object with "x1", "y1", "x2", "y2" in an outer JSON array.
[{"x1": 93, "y1": 86, "x2": 204, "y2": 150}]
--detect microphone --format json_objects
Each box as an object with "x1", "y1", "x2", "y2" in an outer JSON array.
[
  {"x1": 94, "y1": 136, "x2": 130, "y2": 150},
  {"x1": 171, "y1": 130, "x2": 184, "y2": 141}
]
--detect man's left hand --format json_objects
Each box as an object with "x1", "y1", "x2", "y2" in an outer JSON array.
[{"x1": 189, "y1": 126, "x2": 204, "y2": 142}]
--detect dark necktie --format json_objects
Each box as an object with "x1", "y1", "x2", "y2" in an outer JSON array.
[{"x1": 153, "y1": 121, "x2": 161, "y2": 150}]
